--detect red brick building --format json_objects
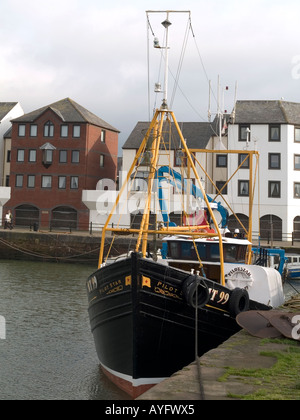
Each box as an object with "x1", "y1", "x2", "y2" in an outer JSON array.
[{"x1": 4, "y1": 98, "x2": 119, "y2": 230}]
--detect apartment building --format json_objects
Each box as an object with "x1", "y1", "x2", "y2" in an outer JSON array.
[{"x1": 4, "y1": 98, "x2": 119, "y2": 230}]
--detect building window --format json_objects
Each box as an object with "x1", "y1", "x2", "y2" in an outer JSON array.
[
  {"x1": 216, "y1": 181, "x2": 227, "y2": 195},
  {"x1": 269, "y1": 153, "x2": 281, "y2": 170},
  {"x1": 71, "y1": 150, "x2": 80, "y2": 163},
  {"x1": 216, "y1": 155, "x2": 227, "y2": 168},
  {"x1": 239, "y1": 125, "x2": 250, "y2": 142},
  {"x1": 59, "y1": 150, "x2": 67, "y2": 163},
  {"x1": 28, "y1": 150, "x2": 37, "y2": 163},
  {"x1": 73, "y1": 125, "x2": 81, "y2": 138},
  {"x1": 101, "y1": 130, "x2": 106, "y2": 143},
  {"x1": 16, "y1": 175, "x2": 23, "y2": 188},
  {"x1": 295, "y1": 127, "x2": 300, "y2": 142},
  {"x1": 44, "y1": 121, "x2": 54, "y2": 137},
  {"x1": 238, "y1": 180, "x2": 249, "y2": 197},
  {"x1": 294, "y1": 155, "x2": 300, "y2": 170},
  {"x1": 70, "y1": 176, "x2": 79, "y2": 189},
  {"x1": 6, "y1": 151, "x2": 11, "y2": 163},
  {"x1": 61, "y1": 125, "x2": 68, "y2": 138},
  {"x1": 42, "y1": 175, "x2": 52, "y2": 189},
  {"x1": 58, "y1": 176, "x2": 66, "y2": 189},
  {"x1": 269, "y1": 125, "x2": 280, "y2": 142},
  {"x1": 30, "y1": 124, "x2": 37, "y2": 137},
  {"x1": 5, "y1": 176, "x2": 10, "y2": 187},
  {"x1": 27, "y1": 175, "x2": 35, "y2": 188},
  {"x1": 238, "y1": 153, "x2": 249, "y2": 169},
  {"x1": 17, "y1": 150, "x2": 25, "y2": 162},
  {"x1": 18, "y1": 124, "x2": 26, "y2": 137},
  {"x1": 294, "y1": 183, "x2": 300, "y2": 198},
  {"x1": 100, "y1": 154, "x2": 105, "y2": 167},
  {"x1": 43, "y1": 149, "x2": 53, "y2": 165},
  {"x1": 175, "y1": 151, "x2": 187, "y2": 167},
  {"x1": 269, "y1": 181, "x2": 281, "y2": 198}
]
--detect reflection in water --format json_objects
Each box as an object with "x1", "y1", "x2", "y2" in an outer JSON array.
[{"x1": 0, "y1": 260, "x2": 128, "y2": 400}]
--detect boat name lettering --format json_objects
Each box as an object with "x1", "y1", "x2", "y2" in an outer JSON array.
[
  {"x1": 99, "y1": 279, "x2": 123, "y2": 295},
  {"x1": 227, "y1": 267, "x2": 252, "y2": 278},
  {"x1": 209, "y1": 288, "x2": 230, "y2": 305},
  {"x1": 156, "y1": 281, "x2": 181, "y2": 295},
  {"x1": 154, "y1": 286, "x2": 182, "y2": 300},
  {"x1": 87, "y1": 276, "x2": 97, "y2": 293}
]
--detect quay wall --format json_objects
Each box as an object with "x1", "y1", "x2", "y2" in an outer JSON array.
[
  {"x1": 0, "y1": 229, "x2": 144, "y2": 265},
  {"x1": 0, "y1": 229, "x2": 299, "y2": 265}
]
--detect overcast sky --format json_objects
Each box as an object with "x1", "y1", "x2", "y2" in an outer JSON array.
[{"x1": 1, "y1": 0, "x2": 300, "y2": 154}]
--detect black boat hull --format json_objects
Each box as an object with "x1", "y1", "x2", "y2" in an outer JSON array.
[{"x1": 87, "y1": 253, "x2": 267, "y2": 398}]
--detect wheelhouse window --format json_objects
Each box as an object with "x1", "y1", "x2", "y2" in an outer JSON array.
[
  {"x1": 269, "y1": 125, "x2": 280, "y2": 142},
  {"x1": 268, "y1": 181, "x2": 281, "y2": 198},
  {"x1": 167, "y1": 240, "x2": 247, "y2": 263},
  {"x1": 44, "y1": 121, "x2": 54, "y2": 137}
]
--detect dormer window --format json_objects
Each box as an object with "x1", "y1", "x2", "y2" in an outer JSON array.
[{"x1": 44, "y1": 121, "x2": 54, "y2": 137}]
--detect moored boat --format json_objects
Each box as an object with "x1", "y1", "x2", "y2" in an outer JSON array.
[{"x1": 86, "y1": 11, "x2": 285, "y2": 398}]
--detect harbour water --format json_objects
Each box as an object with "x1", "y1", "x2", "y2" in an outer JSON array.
[
  {"x1": 0, "y1": 258, "x2": 298, "y2": 401},
  {"x1": 0, "y1": 259, "x2": 129, "y2": 400}
]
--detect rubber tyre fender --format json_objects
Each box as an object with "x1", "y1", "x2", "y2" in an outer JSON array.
[
  {"x1": 182, "y1": 275, "x2": 210, "y2": 309},
  {"x1": 228, "y1": 288, "x2": 250, "y2": 317}
]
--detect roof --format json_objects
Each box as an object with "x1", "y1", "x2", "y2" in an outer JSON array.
[
  {"x1": 233, "y1": 100, "x2": 300, "y2": 125},
  {"x1": 0, "y1": 102, "x2": 18, "y2": 121},
  {"x1": 123, "y1": 121, "x2": 214, "y2": 150},
  {"x1": 12, "y1": 98, "x2": 120, "y2": 132}
]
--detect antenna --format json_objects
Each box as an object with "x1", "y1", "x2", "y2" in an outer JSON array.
[{"x1": 147, "y1": 10, "x2": 191, "y2": 111}]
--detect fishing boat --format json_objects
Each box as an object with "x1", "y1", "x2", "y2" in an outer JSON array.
[
  {"x1": 285, "y1": 254, "x2": 300, "y2": 280},
  {"x1": 86, "y1": 11, "x2": 284, "y2": 398}
]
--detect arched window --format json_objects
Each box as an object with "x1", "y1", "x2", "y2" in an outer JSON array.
[
  {"x1": 228, "y1": 214, "x2": 249, "y2": 236},
  {"x1": 15, "y1": 204, "x2": 40, "y2": 227},
  {"x1": 294, "y1": 216, "x2": 300, "y2": 240},
  {"x1": 51, "y1": 206, "x2": 77, "y2": 230},
  {"x1": 260, "y1": 215, "x2": 282, "y2": 241},
  {"x1": 44, "y1": 121, "x2": 54, "y2": 137}
]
